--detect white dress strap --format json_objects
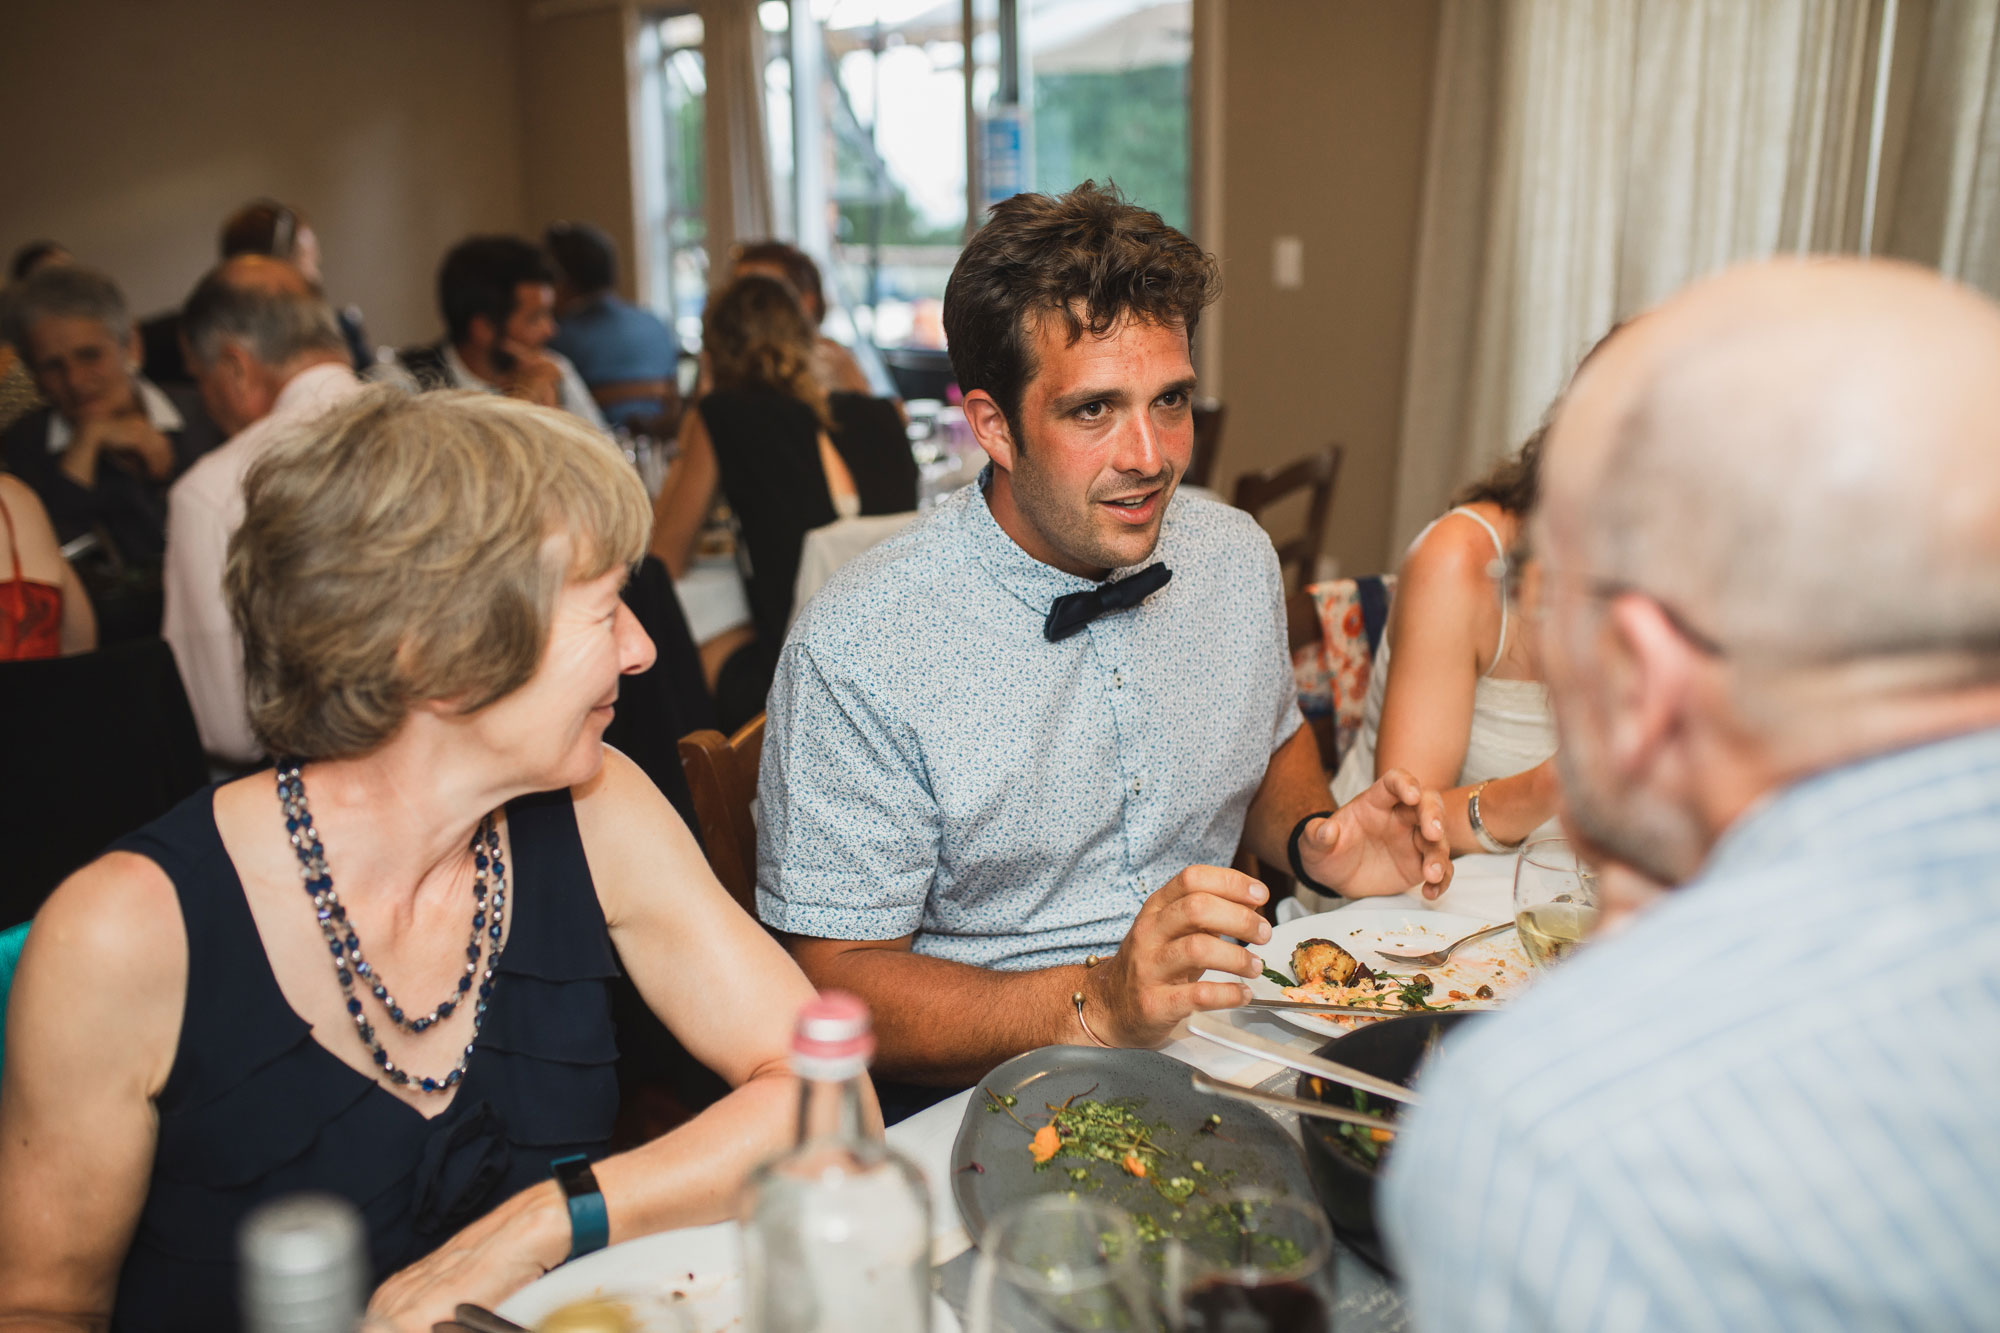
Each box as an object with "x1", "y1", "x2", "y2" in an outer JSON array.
[{"x1": 1445, "y1": 506, "x2": 1510, "y2": 676}]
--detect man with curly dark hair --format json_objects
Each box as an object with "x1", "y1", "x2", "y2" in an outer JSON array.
[{"x1": 755, "y1": 182, "x2": 1451, "y2": 1111}]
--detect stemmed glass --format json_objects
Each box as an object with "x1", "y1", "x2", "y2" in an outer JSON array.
[
  {"x1": 1512, "y1": 837, "x2": 1600, "y2": 970},
  {"x1": 967, "y1": 1197, "x2": 1157, "y2": 1333},
  {"x1": 1166, "y1": 1191, "x2": 1334, "y2": 1333}
]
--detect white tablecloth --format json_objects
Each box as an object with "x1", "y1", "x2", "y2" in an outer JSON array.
[
  {"x1": 501, "y1": 856, "x2": 1519, "y2": 1320},
  {"x1": 673, "y1": 554, "x2": 752, "y2": 644},
  {"x1": 792, "y1": 511, "x2": 920, "y2": 626}
]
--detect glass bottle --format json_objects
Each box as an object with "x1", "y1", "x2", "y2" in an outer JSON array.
[
  {"x1": 741, "y1": 991, "x2": 932, "y2": 1333},
  {"x1": 239, "y1": 1192, "x2": 366, "y2": 1333}
]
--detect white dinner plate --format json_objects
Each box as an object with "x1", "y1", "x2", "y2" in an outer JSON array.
[
  {"x1": 1248, "y1": 907, "x2": 1535, "y2": 1039},
  {"x1": 496, "y1": 1221, "x2": 963, "y2": 1333},
  {"x1": 497, "y1": 1221, "x2": 742, "y2": 1332}
]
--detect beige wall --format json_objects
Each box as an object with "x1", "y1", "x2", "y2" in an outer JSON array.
[
  {"x1": 1214, "y1": 0, "x2": 1441, "y2": 577},
  {"x1": 0, "y1": 0, "x2": 530, "y2": 349},
  {"x1": 518, "y1": 2, "x2": 642, "y2": 305}
]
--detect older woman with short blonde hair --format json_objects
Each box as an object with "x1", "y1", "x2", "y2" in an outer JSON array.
[{"x1": 0, "y1": 388, "x2": 820, "y2": 1331}]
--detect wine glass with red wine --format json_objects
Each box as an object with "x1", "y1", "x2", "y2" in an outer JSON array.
[{"x1": 1168, "y1": 1191, "x2": 1334, "y2": 1333}]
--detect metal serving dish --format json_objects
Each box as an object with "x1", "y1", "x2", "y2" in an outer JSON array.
[{"x1": 1295, "y1": 1010, "x2": 1484, "y2": 1271}]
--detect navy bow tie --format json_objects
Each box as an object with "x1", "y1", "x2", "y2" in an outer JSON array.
[{"x1": 1044, "y1": 563, "x2": 1174, "y2": 642}]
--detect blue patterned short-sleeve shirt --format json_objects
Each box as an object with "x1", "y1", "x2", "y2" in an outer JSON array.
[{"x1": 757, "y1": 474, "x2": 1302, "y2": 970}]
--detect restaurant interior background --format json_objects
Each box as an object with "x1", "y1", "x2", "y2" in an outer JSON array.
[{"x1": 3, "y1": 0, "x2": 1996, "y2": 577}]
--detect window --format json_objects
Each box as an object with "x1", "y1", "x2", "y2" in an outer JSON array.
[
  {"x1": 636, "y1": 12, "x2": 712, "y2": 352},
  {"x1": 639, "y1": 0, "x2": 1191, "y2": 373},
  {"x1": 1023, "y1": 0, "x2": 1191, "y2": 234}
]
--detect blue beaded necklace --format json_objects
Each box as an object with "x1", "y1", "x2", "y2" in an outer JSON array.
[{"x1": 275, "y1": 760, "x2": 507, "y2": 1095}]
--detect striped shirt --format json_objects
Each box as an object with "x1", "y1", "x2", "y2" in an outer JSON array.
[{"x1": 1383, "y1": 725, "x2": 2000, "y2": 1332}]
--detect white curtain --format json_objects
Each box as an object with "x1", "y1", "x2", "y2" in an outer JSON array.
[
  {"x1": 1882, "y1": 0, "x2": 2000, "y2": 294},
  {"x1": 1392, "y1": 0, "x2": 2000, "y2": 553},
  {"x1": 700, "y1": 0, "x2": 775, "y2": 267}
]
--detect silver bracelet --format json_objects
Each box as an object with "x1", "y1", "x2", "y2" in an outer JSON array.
[
  {"x1": 1072, "y1": 991, "x2": 1111, "y2": 1047},
  {"x1": 1467, "y1": 781, "x2": 1520, "y2": 855}
]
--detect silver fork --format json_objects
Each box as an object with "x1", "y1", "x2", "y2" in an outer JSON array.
[{"x1": 1373, "y1": 920, "x2": 1516, "y2": 967}]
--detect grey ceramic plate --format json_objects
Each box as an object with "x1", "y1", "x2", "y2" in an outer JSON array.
[{"x1": 950, "y1": 1044, "x2": 1313, "y2": 1245}]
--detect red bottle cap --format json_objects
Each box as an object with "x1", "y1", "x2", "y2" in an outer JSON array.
[{"x1": 792, "y1": 990, "x2": 875, "y2": 1070}]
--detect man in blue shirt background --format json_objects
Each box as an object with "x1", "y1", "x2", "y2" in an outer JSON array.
[
  {"x1": 545, "y1": 220, "x2": 679, "y2": 430},
  {"x1": 757, "y1": 182, "x2": 1453, "y2": 1103}
]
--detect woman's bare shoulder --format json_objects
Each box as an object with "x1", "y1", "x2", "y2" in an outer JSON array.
[
  {"x1": 0, "y1": 474, "x2": 63, "y2": 559},
  {"x1": 570, "y1": 748, "x2": 703, "y2": 868},
  {"x1": 15, "y1": 852, "x2": 189, "y2": 1091},
  {"x1": 1401, "y1": 510, "x2": 1507, "y2": 597},
  {"x1": 0, "y1": 472, "x2": 40, "y2": 507},
  {"x1": 571, "y1": 746, "x2": 732, "y2": 935},
  {"x1": 32, "y1": 852, "x2": 188, "y2": 990}
]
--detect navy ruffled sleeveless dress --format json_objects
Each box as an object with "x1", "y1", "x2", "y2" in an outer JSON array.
[{"x1": 105, "y1": 785, "x2": 620, "y2": 1331}]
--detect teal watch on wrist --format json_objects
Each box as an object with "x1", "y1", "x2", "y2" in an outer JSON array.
[{"x1": 550, "y1": 1153, "x2": 609, "y2": 1262}]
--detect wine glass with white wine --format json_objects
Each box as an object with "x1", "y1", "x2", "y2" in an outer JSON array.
[{"x1": 1513, "y1": 837, "x2": 1600, "y2": 970}]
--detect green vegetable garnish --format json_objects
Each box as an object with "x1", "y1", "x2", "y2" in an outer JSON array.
[
  {"x1": 1333, "y1": 1087, "x2": 1395, "y2": 1166},
  {"x1": 1261, "y1": 966, "x2": 1297, "y2": 989}
]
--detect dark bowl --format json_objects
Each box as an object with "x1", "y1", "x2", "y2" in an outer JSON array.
[{"x1": 1295, "y1": 1010, "x2": 1486, "y2": 1269}]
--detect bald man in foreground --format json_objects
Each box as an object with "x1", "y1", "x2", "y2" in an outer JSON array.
[
  {"x1": 1384, "y1": 259, "x2": 2000, "y2": 1331},
  {"x1": 164, "y1": 256, "x2": 364, "y2": 764}
]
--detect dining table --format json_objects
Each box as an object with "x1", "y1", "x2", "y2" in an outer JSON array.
[{"x1": 500, "y1": 855, "x2": 1526, "y2": 1332}]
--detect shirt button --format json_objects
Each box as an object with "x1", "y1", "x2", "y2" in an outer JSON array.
[
  {"x1": 1130, "y1": 776, "x2": 1142, "y2": 795},
  {"x1": 1112, "y1": 670, "x2": 1124, "y2": 688}
]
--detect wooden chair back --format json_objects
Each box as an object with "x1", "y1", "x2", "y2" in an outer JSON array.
[
  {"x1": 1187, "y1": 398, "x2": 1226, "y2": 489},
  {"x1": 1232, "y1": 444, "x2": 1345, "y2": 593},
  {"x1": 676, "y1": 713, "x2": 767, "y2": 916}
]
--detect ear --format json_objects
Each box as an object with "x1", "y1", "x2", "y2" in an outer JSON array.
[
  {"x1": 1600, "y1": 593, "x2": 1700, "y2": 784},
  {"x1": 465, "y1": 313, "x2": 496, "y2": 350},
  {"x1": 961, "y1": 389, "x2": 1018, "y2": 473},
  {"x1": 220, "y1": 342, "x2": 258, "y2": 385}
]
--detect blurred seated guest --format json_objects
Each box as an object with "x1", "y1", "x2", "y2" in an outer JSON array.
[
  {"x1": 544, "y1": 220, "x2": 679, "y2": 430},
  {"x1": 220, "y1": 199, "x2": 372, "y2": 372},
  {"x1": 0, "y1": 388, "x2": 817, "y2": 1331},
  {"x1": 390, "y1": 236, "x2": 606, "y2": 428},
  {"x1": 1386, "y1": 259, "x2": 2000, "y2": 1330},
  {"x1": 141, "y1": 200, "x2": 374, "y2": 386},
  {"x1": 1327, "y1": 428, "x2": 1557, "y2": 871},
  {"x1": 650, "y1": 274, "x2": 859, "y2": 720},
  {"x1": 758, "y1": 184, "x2": 1450, "y2": 1115},
  {"x1": 0, "y1": 265, "x2": 221, "y2": 639},
  {"x1": 730, "y1": 239, "x2": 875, "y2": 397},
  {"x1": 9, "y1": 240, "x2": 71, "y2": 282},
  {"x1": 726, "y1": 244, "x2": 912, "y2": 500},
  {"x1": 0, "y1": 241, "x2": 72, "y2": 437},
  {"x1": 164, "y1": 256, "x2": 364, "y2": 766},
  {"x1": 0, "y1": 471, "x2": 95, "y2": 658}
]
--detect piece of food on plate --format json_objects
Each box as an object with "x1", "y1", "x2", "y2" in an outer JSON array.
[
  {"x1": 539, "y1": 1299, "x2": 639, "y2": 1333},
  {"x1": 1293, "y1": 937, "x2": 1374, "y2": 988}
]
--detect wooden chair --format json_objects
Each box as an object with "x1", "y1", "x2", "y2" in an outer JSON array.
[
  {"x1": 1230, "y1": 588, "x2": 1328, "y2": 917},
  {"x1": 677, "y1": 713, "x2": 767, "y2": 916},
  {"x1": 1187, "y1": 397, "x2": 1226, "y2": 490},
  {"x1": 1233, "y1": 444, "x2": 1345, "y2": 593}
]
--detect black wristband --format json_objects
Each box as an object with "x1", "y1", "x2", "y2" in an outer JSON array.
[{"x1": 1287, "y1": 810, "x2": 1339, "y2": 895}]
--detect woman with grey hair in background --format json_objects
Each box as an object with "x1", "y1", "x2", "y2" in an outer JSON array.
[
  {"x1": 0, "y1": 388, "x2": 824, "y2": 1331},
  {"x1": 0, "y1": 264, "x2": 221, "y2": 639}
]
